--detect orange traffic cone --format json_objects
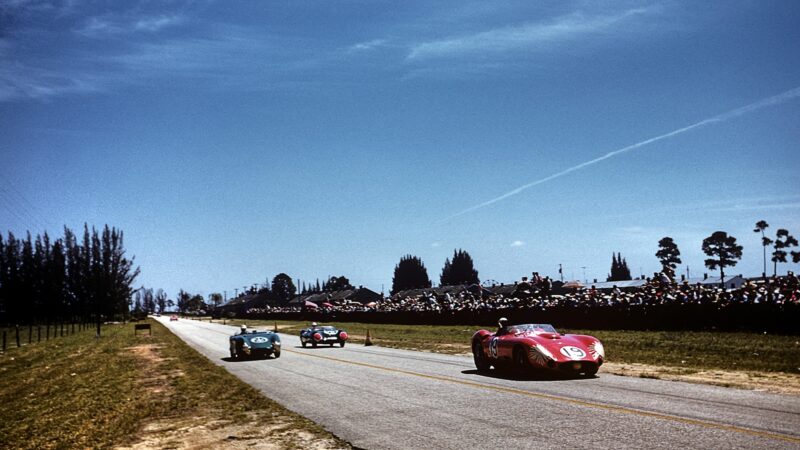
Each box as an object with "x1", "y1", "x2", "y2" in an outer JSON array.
[{"x1": 364, "y1": 329, "x2": 373, "y2": 346}]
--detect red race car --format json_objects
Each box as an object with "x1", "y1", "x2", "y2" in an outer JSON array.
[{"x1": 472, "y1": 320, "x2": 604, "y2": 377}]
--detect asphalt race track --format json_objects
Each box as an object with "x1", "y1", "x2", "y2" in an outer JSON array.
[{"x1": 156, "y1": 317, "x2": 800, "y2": 449}]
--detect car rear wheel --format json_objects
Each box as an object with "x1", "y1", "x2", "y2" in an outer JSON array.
[
  {"x1": 273, "y1": 349, "x2": 281, "y2": 359},
  {"x1": 339, "y1": 341, "x2": 345, "y2": 348},
  {"x1": 230, "y1": 349, "x2": 237, "y2": 360},
  {"x1": 301, "y1": 340, "x2": 307, "y2": 348},
  {"x1": 473, "y1": 341, "x2": 490, "y2": 371}
]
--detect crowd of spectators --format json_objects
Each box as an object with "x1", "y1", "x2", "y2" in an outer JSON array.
[{"x1": 239, "y1": 272, "x2": 799, "y2": 317}]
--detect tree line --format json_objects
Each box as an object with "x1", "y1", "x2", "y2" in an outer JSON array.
[
  {"x1": 217, "y1": 222, "x2": 798, "y2": 307},
  {"x1": 389, "y1": 223, "x2": 799, "y2": 293},
  {"x1": 0, "y1": 225, "x2": 139, "y2": 326}
]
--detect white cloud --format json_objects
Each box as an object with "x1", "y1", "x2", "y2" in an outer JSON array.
[
  {"x1": 76, "y1": 14, "x2": 184, "y2": 37},
  {"x1": 431, "y1": 242, "x2": 442, "y2": 248},
  {"x1": 0, "y1": 61, "x2": 101, "y2": 101},
  {"x1": 407, "y1": 7, "x2": 653, "y2": 60},
  {"x1": 510, "y1": 240, "x2": 525, "y2": 247},
  {"x1": 347, "y1": 39, "x2": 387, "y2": 53},
  {"x1": 134, "y1": 15, "x2": 184, "y2": 32}
]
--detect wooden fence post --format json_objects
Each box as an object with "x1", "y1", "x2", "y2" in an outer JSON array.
[
  {"x1": 60, "y1": 323, "x2": 64, "y2": 337},
  {"x1": 16, "y1": 325, "x2": 20, "y2": 347},
  {"x1": 46, "y1": 324, "x2": 49, "y2": 340},
  {"x1": 28, "y1": 325, "x2": 32, "y2": 344},
  {"x1": 37, "y1": 325, "x2": 41, "y2": 343}
]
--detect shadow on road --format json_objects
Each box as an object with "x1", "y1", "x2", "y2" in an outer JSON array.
[
  {"x1": 461, "y1": 369, "x2": 597, "y2": 382},
  {"x1": 293, "y1": 345, "x2": 345, "y2": 350},
  {"x1": 221, "y1": 356, "x2": 279, "y2": 362}
]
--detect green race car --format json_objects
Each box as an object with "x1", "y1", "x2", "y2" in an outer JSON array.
[{"x1": 229, "y1": 330, "x2": 281, "y2": 360}]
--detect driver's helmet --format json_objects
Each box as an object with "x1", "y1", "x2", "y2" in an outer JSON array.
[
  {"x1": 311, "y1": 322, "x2": 318, "y2": 327},
  {"x1": 498, "y1": 317, "x2": 508, "y2": 329},
  {"x1": 240, "y1": 324, "x2": 247, "y2": 332}
]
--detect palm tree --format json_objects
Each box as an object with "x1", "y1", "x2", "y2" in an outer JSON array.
[{"x1": 753, "y1": 220, "x2": 771, "y2": 278}]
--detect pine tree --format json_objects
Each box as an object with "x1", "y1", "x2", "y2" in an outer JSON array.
[
  {"x1": 271, "y1": 273, "x2": 296, "y2": 305},
  {"x1": 607, "y1": 252, "x2": 632, "y2": 281},
  {"x1": 771, "y1": 229, "x2": 799, "y2": 276},
  {"x1": 702, "y1": 231, "x2": 743, "y2": 284},
  {"x1": 391, "y1": 255, "x2": 432, "y2": 294},
  {"x1": 656, "y1": 237, "x2": 682, "y2": 278},
  {"x1": 439, "y1": 249, "x2": 479, "y2": 286}
]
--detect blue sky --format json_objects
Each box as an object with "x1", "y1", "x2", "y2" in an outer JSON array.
[{"x1": 2, "y1": 0, "x2": 799, "y2": 298}]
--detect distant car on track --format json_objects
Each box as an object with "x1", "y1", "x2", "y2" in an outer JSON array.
[
  {"x1": 300, "y1": 324, "x2": 348, "y2": 348},
  {"x1": 472, "y1": 322, "x2": 604, "y2": 377},
  {"x1": 229, "y1": 329, "x2": 281, "y2": 360},
  {"x1": 170, "y1": 315, "x2": 178, "y2": 321}
]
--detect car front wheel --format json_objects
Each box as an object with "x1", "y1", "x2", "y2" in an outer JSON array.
[
  {"x1": 473, "y1": 341, "x2": 490, "y2": 371},
  {"x1": 514, "y1": 347, "x2": 529, "y2": 372}
]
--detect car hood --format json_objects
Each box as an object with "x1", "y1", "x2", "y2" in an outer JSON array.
[
  {"x1": 235, "y1": 333, "x2": 280, "y2": 348},
  {"x1": 524, "y1": 334, "x2": 600, "y2": 362}
]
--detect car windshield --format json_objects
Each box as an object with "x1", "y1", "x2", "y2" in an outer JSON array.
[{"x1": 508, "y1": 324, "x2": 558, "y2": 335}]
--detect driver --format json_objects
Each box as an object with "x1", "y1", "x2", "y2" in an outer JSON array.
[
  {"x1": 496, "y1": 317, "x2": 509, "y2": 335},
  {"x1": 311, "y1": 322, "x2": 319, "y2": 330},
  {"x1": 238, "y1": 324, "x2": 248, "y2": 335}
]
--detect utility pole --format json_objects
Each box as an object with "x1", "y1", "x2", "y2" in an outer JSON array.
[
  {"x1": 581, "y1": 266, "x2": 587, "y2": 284},
  {"x1": 234, "y1": 288, "x2": 238, "y2": 298},
  {"x1": 558, "y1": 264, "x2": 564, "y2": 282}
]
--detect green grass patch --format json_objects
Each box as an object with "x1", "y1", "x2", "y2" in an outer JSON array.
[
  {"x1": 569, "y1": 329, "x2": 800, "y2": 373},
  {"x1": 0, "y1": 319, "x2": 348, "y2": 449},
  {"x1": 244, "y1": 319, "x2": 800, "y2": 374}
]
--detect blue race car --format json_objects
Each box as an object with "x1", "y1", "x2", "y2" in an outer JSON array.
[{"x1": 300, "y1": 324, "x2": 348, "y2": 348}]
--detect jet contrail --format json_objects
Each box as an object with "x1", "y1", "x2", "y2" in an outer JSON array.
[{"x1": 445, "y1": 86, "x2": 800, "y2": 221}]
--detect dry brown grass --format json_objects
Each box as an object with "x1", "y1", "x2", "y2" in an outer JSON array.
[{"x1": 0, "y1": 319, "x2": 350, "y2": 449}]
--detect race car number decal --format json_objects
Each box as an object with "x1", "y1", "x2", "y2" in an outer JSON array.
[
  {"x1": 250, "y1": 337, "x2": 269, "y2": 343},
  {"x1": 489, "y1": 337, "x2": 499, "y2": 359},
  {"x1": 559, "y1": 346, "x2": 586, "y2": 360}
]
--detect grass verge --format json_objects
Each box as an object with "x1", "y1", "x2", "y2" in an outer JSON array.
[{"x1": 0, "y1": 319, "x2": 349, "y2": 449}]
